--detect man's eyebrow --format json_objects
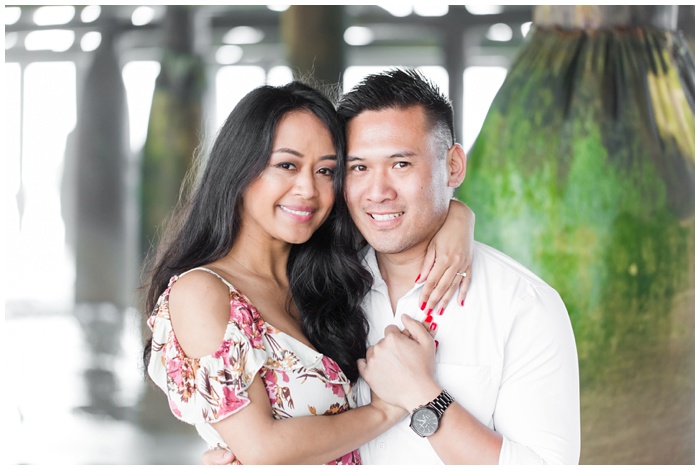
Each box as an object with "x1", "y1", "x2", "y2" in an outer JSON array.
[
  {"x1": 272, "y1": 148, "x2": 336, "y2": 161},
  {"x1": 346, "y1": 151, "x2": 417, "y2": 162},
  {"x1": 388, "y1": 151, "x2": 417, "y2": 159}
]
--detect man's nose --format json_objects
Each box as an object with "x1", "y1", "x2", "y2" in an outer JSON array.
[{"x1": 365, "y1": 171, "x2": 397, "y2": 203}]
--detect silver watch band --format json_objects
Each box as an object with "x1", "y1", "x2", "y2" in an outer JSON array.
[{"x1": 425, "y1": 389, "x2": 454, "y2": 418}]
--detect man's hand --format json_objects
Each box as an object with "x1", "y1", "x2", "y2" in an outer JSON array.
[
  {"x1": 199, "y1": 447, "x2": 235, "y2": 465},
  {"x1": 357, "y1": 315, "x2": 441, "y2": 412},
  {"x1": 369, "y1": 389, "x2": 409, "y2": 423}
]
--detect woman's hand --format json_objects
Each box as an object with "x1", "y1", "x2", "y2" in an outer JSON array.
[{"x1": 416, "y1": 199, "x2": 475, "y2": 316}]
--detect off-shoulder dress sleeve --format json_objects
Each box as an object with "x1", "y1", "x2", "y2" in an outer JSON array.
[{"x1": 147, "y1": 275, "x2": 269, "y2": 425}]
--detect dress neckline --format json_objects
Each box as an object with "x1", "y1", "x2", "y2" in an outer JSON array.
[{"x1": 179, "y1": 266, "x2": 324, "y2": 358}]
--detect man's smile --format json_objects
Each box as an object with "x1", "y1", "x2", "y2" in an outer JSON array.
[{"x1": 369, "y1": 212, "x2": 404, "y2": 221}]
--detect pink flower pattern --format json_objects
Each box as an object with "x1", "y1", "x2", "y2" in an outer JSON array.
[{"x1": 148, "y1": 269, "x2": 360, "y2": 465}]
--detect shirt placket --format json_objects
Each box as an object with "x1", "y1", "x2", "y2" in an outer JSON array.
[
  {"x1": 369, "y1": 285, "x2": 426, "y2": 459},
  {"x1": 394, "y1": 284, "x2": 425, "y2": 324}
]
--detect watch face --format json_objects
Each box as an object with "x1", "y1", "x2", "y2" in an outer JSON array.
[{"x1": 410, "y1": 407, "x2": 439, "y2": 437}]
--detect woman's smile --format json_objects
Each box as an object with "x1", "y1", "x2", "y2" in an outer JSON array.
[{"x1": 279, "y1": 204, "x2": 317, "y2": 222}]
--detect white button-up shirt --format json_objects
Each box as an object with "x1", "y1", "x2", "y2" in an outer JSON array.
[{"x1": 354, "y1": 242, "x2": 581, "y2": 464}]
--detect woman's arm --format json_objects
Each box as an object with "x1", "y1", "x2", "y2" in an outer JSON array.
[
  {"x1": 211, "y1": 376, "x2": 405, "y2": 464},
  {"x1": 168, "y1": 270, "x2": 405, "y2": 465},
  {"x1": 416, "y1": 199, "x2": 475, "y2": 316}
]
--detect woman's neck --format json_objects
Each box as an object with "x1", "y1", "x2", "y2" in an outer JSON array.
[{"x1": 222, "y1": 230, "x2": 292, "y2": 285}]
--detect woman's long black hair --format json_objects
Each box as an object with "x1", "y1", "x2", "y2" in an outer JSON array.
[{"x1": 142, "y1": 81, "x2": 372, "y2": 383}]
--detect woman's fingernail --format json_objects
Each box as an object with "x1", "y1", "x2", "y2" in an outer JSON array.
[
  {"x1": 438, "y1": 308, "x2": 444, "y2": 316},
  {"x1": 424, "y1": 315, "x2": 433, "y2": 323},
  {"x1": 420, "y1": 302, "x2": 427, "y2": 310},
  {"x1": 460, "y1": 300, "x2": 465, "y2": 307},
  {"x1": 435, "y1": 340, "x2": 439, "y2": 349},
  {"x1": 415, "y1": 274, "x2": 421, "y2": 283},
  {"x1": 430, "y1": 322, "x2": 437, "y2": 331}
]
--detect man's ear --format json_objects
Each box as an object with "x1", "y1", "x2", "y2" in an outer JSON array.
[{"x1": 446, "y1": 143, "x2": 467, "y2": 188}]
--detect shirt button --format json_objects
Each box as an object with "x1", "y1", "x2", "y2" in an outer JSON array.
[{"x1": 377, "y1": 442, "x2": 386, "y2": 450}]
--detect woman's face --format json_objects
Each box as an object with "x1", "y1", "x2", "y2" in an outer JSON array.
[{"x1": 241, "y1": 110, "x2": 337, "y2": 246}]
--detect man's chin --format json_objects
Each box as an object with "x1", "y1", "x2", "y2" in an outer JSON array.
[{"x1": 364, "y1": 237, "x2": 410, "y2": 255}]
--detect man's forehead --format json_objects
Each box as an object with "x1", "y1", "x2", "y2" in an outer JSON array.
[
  {"x1": 346, "y1": 106, "x2": 429, "y2": 142},
  {"x1": 349, "y1": 105, "x2": 427, "y2": 123},
  {"x1": 345, "y1": 117, "x2": 434, "y2": 163}
]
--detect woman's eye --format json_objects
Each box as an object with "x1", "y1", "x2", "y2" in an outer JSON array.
[
  {"x1": 318, "y1": 167, "x2": 335, "y2": 176},
  {"x1": 276, "y1": 162, "x2": 296, "y2": 170}
]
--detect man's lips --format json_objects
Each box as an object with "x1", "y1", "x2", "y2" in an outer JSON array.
[{"x1": 369, "y1": 212, "x2": 404, "y2": 221}]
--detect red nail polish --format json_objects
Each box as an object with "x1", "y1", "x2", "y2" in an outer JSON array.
[
  {"x1": 460, "y1": 300, "x2": 465, "y2": 307},
  {"x1": 420, "y1": 302, "x2": 426, "y2": 310},
  {"x1": 438, "y1": 308, "x2": 444, "y2": 316},
  {"x1": 426, "y1": 308, "x2": 432, "y2": 316},
  {"x1": 435, "y1": 340, "x2": 439, "y2": 349},
  {"x1": 430, "y1": 322, "x2": 437, "y2": 331},
  {"x1": 415, "y1": 274, "x2": 421, "y2": 283},
  {"x1": 424, "y1": 315, "x2": 433, "y2": 323}
]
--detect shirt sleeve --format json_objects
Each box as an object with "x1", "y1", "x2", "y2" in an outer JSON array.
[
  {"x1": 495, "y1": 283, "x2": 581, "y2": 464},
  {"x1": 148, "y1": 309, "x2": 269, "y2": 425}
]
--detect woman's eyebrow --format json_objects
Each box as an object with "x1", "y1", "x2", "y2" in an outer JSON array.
[
  {"x1": 273, "y1": 148, "x2": 336, "y2": 161},
  {"x1": 272, "y1": 147, "x2": 303, "y2": 157}
]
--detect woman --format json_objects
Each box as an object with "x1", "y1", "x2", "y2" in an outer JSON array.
[{"x1": 143, "y1": 81, "x2": 473, "y2": 464}]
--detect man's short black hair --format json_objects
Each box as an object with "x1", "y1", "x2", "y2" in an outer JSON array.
[{"x1": 337, "y1": 68, "x2": 455, "y2": 154}]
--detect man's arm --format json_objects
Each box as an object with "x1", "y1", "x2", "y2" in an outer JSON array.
[
  {"x1": 359, "y1": 297, "x2": 580, "y2": 465},
  {"x1": 358, "y1": 315, "x2": 502, "y2": 464},
  {"x1": 491, "y1": 285, "x2": 580, "y2": 464}
]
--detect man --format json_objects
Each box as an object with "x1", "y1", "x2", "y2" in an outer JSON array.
[
  {"x1": 339, "y1": 69, "x2": 579, "y2": 464},
  {"x1": 204, "y1": 68, "x2": 580, "y2": 464}
]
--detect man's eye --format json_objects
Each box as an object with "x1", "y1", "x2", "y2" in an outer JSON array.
[
  {"x1": 393, "y1": 161, "x2": 410, "y2": 169},
  {"x1": 350, "y1": 165, "x2": 367, "y2": 172}
]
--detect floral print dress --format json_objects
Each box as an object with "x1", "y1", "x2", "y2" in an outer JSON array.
[{"x1": 147, "y1": 267, "x2": 361, "y2": 465}]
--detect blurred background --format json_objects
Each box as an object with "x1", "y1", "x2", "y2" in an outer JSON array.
[{"x1": 3, "y1": 4, "x2": 695, "y2": 465}]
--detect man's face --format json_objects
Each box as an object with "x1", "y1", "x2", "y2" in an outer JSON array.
[{"x1": 344, "y1": 106, "x2": 453, "y2": 256}]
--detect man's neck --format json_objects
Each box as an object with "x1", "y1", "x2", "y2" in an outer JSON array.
[{"x1": 376, "y1": 243, "x2": 428, "y2": 314}]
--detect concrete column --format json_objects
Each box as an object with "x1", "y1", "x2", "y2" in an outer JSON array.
[
  {"x1": 73, "y1": 25, "x2": 129, "y2": 310},
  {"x1": 281, "y1": 5, "x2": 346, "y2": 90}
]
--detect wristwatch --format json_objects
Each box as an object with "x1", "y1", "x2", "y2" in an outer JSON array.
[{"x1": 409, "y1": 390, "x2": 454, "y2": 437}]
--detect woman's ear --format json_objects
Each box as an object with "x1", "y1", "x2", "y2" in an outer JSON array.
[{"x1": 446, "y1": 143, "x2": 467, "y2": 188}]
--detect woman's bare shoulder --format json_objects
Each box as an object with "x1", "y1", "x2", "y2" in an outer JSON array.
[{"x1": 168, "y1": 269, "x2": 233, "y2": 358}]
